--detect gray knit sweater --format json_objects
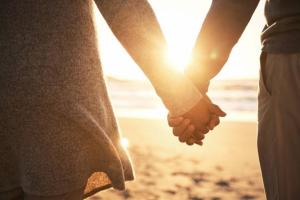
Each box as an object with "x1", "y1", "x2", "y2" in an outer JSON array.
[{"x1": 0, "y1": 0, "x2": 202, "y2": 197}]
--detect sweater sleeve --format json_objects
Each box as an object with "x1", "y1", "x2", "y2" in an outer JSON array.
[
  {"x1": 94, "y1": 0, "x2": 203, "y2": 116},
  {"x1": 186, "y1": 0, "x2": 259, "y2": 93}
]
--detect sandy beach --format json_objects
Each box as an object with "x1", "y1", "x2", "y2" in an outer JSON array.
[{"x1": 88, "y1": 117, "x2": 265, "y2": 200}]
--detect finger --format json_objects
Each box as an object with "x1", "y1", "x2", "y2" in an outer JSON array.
[
  {"x1": 193, "y1": 132, "x2": 205, "y2": 145},
  {"x1": 186, "y1": 137, "x2": 195, "y2": 146},
  {"x1": 208, "y1": 115, "x2": 220, "y2": 130},
  {"x1": 209, "y1": 104, "x2": 226, "y2": 117},
  {"x1": 167, "y1": 114, "x2": 184, "y2": 127},
  {"x1": 193, "y1": 121, "x2": 210, "y2": 133},
  {"x1": 193, "y1": 133, "x2": 205, "y2": 146},
  {"x1": 194, "y1": 140, "x2": 203, "y2": 146},
  {"x1": 184, "y1": 125, "x2": 196, "y2": 145},
  {"x1": 198, "y1": 126, "x2": 209, "y2": 134},
  {"x1": 173, "y1": 119, "x2": 190, "y2": 136},
  {"x1": 193, "y1": 132, "x2": 205, "y2": 140},
  {"x1": 179, "y1": 124, "x2": 195, "y2": 143}
]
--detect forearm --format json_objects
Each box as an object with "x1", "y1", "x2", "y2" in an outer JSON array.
[
  {"x1": 186, "y1": 0, "x2": 259, "y2": 93},
  {"x1": 95, "y1": 0, "x2": 203, "y2": 116}
]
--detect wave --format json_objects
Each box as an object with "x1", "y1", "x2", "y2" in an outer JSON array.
[{"x1": 106, "y1": 77, "x2": 258, "y2": 121}]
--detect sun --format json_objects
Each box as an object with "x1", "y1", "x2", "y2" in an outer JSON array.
[
  {"x1": 162, "y1": 15, "x2": 195, "y2": 73},
  {"x1": 166, "y1": 46, "x2": 191, "y2": 72}
]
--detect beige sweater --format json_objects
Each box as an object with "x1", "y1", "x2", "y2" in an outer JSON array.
[{"x1": 0, "y1": 0, "x2": 202, "y2": 197}]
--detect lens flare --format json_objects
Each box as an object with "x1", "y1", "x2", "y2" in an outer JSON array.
[{"x1": 121, "y1": 137, "x2": 129, "y2": 148}]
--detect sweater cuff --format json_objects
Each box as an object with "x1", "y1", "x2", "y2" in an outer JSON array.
[
  {"x1": 153, "y1": 69, "x2": 203, "y2": 117},
  {"x1": 167, "y1": 83, "x2": 203, "y2": 117}
]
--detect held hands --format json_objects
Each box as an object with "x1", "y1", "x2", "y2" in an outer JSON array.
[{"x1": 168, "y1": 95, "x2": 226, "y2": 146}]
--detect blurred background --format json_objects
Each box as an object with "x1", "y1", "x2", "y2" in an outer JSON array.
[
  {"x1": 94, "y1": 0, "x2": 265, "y2": 121},
  {"x1": 89, "y1": 1, "x2": 267, "y2": 199}
]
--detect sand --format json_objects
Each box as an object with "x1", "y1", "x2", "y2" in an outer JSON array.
[{"x1": 87, "y1": 117, "x2": 265, "y2": 200}]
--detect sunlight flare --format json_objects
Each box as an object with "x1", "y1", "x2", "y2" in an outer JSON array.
[
  {"x1": 167, "y1": 47, "x2": 191, "y2": 72},
  {"x1": 121, "y1": 137, "x2": 130, "y2": 148}
]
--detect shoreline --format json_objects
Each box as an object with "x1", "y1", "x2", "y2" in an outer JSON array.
[{"x1": 113, "y1": 111, "x2": 258, "y2": 122}]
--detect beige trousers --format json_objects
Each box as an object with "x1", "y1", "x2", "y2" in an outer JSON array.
[{"x1": 258, "y1": 53, "x2": 300, "y2": 200}]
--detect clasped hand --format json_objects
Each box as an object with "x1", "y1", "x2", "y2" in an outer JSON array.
[{"x1": 168, "y1": 95, "x2": 226, "y2": 146}]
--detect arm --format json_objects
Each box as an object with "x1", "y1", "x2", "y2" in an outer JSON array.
[
  {"x1": 186, "y1": 0, "x2": 260, "y2": 93},
  {"x1": 167, "y1": 0, "x2": 258, "y2": 145},
  {"x1": 94, "y1": 0, "x2": 203, "y2": 116}
]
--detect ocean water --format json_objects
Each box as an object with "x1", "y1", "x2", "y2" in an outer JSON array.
[{"x1": 106, "y1": 77, "x2": 259, "y2": 121}]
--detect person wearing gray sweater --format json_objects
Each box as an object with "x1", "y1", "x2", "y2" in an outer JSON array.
[{"x1": 0, "y1": 0, "x2": 226, "y2": 199}]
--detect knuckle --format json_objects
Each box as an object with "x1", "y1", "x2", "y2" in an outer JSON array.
[
  {"x1": 179, "y1": 135, "x2": 187, "y2": 142},
  {"x1": 184, "y1": 120, "x2": 190, "y2": 126},
  {"x1": 187, "y1": 126, "x2": 195, "y2": 134},
  {"x1": 194, "y1": 133, "x2": 204, "y2": 140},
  {"x1": 200, "y1": 128, "x2": 209, "y2": 134}
]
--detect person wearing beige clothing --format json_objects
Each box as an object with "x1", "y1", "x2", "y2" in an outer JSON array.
[
  {"x1": 169, "y1": 0, "x2": 300, "y2": 199},
  {"x1": 0, "y1": 0, "x2": 225, "y2": 199}
]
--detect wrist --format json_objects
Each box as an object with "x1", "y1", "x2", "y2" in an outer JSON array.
[{"x1": 184, "y1": 67, "x2": 210, "y2": 94}]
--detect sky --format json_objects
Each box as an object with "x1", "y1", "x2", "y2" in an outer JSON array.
[{"x1": 94, "y1": 0, "x2": 265, "y2": 80}]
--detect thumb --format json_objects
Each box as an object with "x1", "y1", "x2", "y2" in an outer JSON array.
[{"x1": 209, "y1": 104, "x2": 226, "y2": 117}]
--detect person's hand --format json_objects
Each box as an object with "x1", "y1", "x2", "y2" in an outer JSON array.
[
  {"x1": 168, "y1": 95, "x2": 226, "y2": 145},
  {"x1": 167, "y1": 116, "x2": 205, "y2": 146},
  {"x1": 202, "y1": 95, "x2": 224, "y2": 130}
]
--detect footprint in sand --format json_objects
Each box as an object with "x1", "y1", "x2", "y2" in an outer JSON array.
[
  {"x1": 215, "y1": 165, "x2": 224, "y2": 171},
  {"x1": 210, "y1": 197, "x2": 222, "y2": 200},
  {"x1": 172, "y1": 171, "x2": 210, "y2": 185},
  {"x1": 144, "y1": 180, "x2": 156, "y2": 186},
  {"x1": 247, "y1": 180, "x2": 255, "y2": 186},
  {"x1": 192, "y1": 176, "x2": 209, "y2": 185},
  {"x1": 240, "y1": 194, "x2": 257, "y2": 200},
  {"x1": 229, "y1": 177, "x2": 239, "y2": 183},
  {"x1": 215, "y1": 180, "x2": 231, "y2": 188},
  {"x1": 88, "y1": 196, "x2": 102, "y2": 200},
  {"x1": 189, "y1": 196, "x2": 204, "y2": 200},
  {"x1": 163, "y1": 189, "x2": 177, "y2": 195},
  {"x1": 119, "y1": 190, "x2": 131, "y2": 199}
]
